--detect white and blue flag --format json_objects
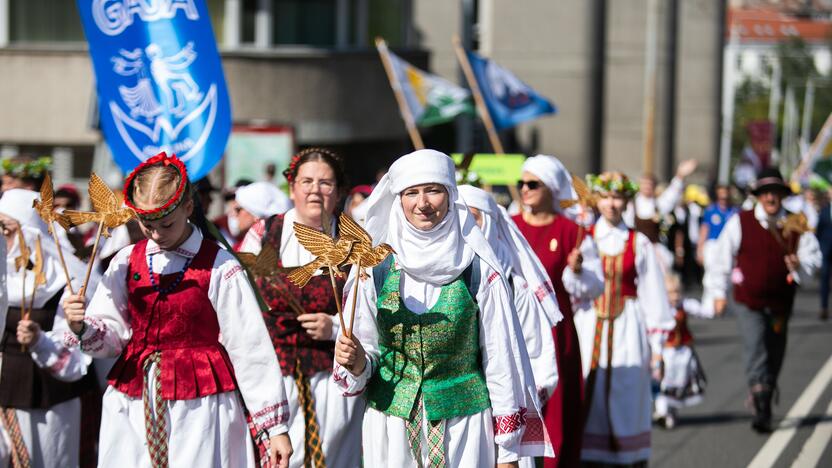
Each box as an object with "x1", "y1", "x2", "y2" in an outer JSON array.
[
  {"x1": 466, "y1": 50, "x2": 556, "y2": 130},
  {"x1": 77, "y1": 0, "x2": 231, "y2": 180}
]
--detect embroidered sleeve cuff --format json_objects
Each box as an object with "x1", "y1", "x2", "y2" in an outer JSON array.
[
  {"x1": 252, "y1": 401, "x2": 290, "y2": 438},
  {"x1": 493, "y1": 408, "x2": 527, "y2": 447},
  {"x1": 332, "y1": 358, "x2": 373, "y2": 397},
  {"x1": 78, "y1": 317, "x2": 107, "y2": 354}
]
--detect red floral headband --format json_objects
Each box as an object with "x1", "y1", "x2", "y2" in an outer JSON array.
[
  {"x1": 123, "y1": 152, "x2": 189, "y2": 221},
  {"x1": 282, "y1": 154, "x2": 302, "y2": 183}
]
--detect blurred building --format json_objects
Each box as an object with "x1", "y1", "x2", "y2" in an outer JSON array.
[
  {"x1": 0, "y1": 0, "x2": 725, "y2": 189},
  {"x1": 415, "y1": 0, "x2": 725, "y2": 182},
  {"x1": 0, "y1": 0, "x2": 420, "y2": 189}
]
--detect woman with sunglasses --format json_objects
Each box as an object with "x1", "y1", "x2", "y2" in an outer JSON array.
[
  {"x1": 239, "y1": 148, "x2": 363, "y2": 468},
  {"x1": 511, "y1": 155, "x2": 604, "y2": 468}
]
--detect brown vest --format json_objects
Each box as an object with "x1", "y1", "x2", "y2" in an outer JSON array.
[
  {"x1": 0, "y1": 292, "x2": 95, "y2": 409},
  {"x1": 733, "y1": 210, "x2": 797, "y2": 315}
]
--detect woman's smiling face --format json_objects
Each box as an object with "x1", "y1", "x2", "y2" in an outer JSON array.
[{"x1": 400, "y1": 183, "x2": 450, "y2": 231}]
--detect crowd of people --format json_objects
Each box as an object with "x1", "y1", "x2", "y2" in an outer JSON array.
[{"x1": 0, "y1": 147, "x2": 823, "y2": 467}]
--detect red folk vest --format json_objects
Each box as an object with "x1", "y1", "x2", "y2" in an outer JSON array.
[
  {"x1": 107, "y1": 239, "x2": 237, "y2": 400},
  {"x1": 733, "y1": 210, "x2": 797, "y2": 315},
  {"x1": 256, "y1": 215, "x2": 343, "y2": 377},
  {"x1": 593, "y1": 228, "x2": 638, "y2": 319}
]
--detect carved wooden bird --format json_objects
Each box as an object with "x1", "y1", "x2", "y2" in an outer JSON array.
[
  {"x1": 337, "y1": 213, "x2": 394, "y2": 271},
  {"x1": 287, "y1": 222, "x2": 357, "y2": 288},
  {"x1": 64, "y1": 173, "x2": 136, "y2": 237},
  {"x1": 33, "y1": 173, "x2": 70, "y2": 234},
  {"x1": 560, "y1": 174, "x2": 596, "y2": 209},
  {"x1": 237, "y1": 243, "x2": 291, "y2": 278},
  {"x1": 14, "y1": 229, "x2": 30, "y2": 273}
]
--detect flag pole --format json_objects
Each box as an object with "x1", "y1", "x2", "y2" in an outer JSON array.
[
  {"x1": 452, "y1": 35, "x2": 521, "y2": 203},
  {"x1": 375, "y1": 37, "x2": 425, "y2": 150}
]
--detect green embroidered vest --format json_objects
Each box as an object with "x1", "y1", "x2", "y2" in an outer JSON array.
[{"x1": 366, "y1": 263, "x2": 491, "y2": 421}]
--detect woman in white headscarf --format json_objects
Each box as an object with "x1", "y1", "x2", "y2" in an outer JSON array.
[
  {"x1": 0, "y1": 188, "x2": 97, "y2": 468},
  {"x1": 457, "y1": 185, "x2": 560, "y2": 398},
  {"x1": 512, "y1": 155, "x2": 605, "y2": 468},
  {"x1": 333, "y1": 150, "x2": 552, "y2": 467}
]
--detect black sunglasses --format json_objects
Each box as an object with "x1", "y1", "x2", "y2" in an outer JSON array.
[{"x1": 517, "y1": 180, "x2": 542, "y2": 190}]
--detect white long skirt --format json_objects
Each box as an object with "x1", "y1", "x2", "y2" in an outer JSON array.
[
  {"x1": 97, "y1": 386, "x2": 256, "y2": 468},
  {"x1": 282, "y1": 371, "x2": 364, "y2": 468},
  {"x1": 574, "y1": 300, "x2": 653, "y2": 465},
  {"x1": 0, "y1": 398, "x2": 81, "y2": 468},
  {"x1": 362, "y1": 406, "x2": 496, "y2": 468}
]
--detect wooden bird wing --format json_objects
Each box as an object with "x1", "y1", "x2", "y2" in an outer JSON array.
[
  {"x1": 784, "y1": 213, "x2": 812, "y2": 236},
  {"x1": 104, "y1": 208, "x2": 136, "y2": 228},
  {"x1": 88, "y1": 173, "x2": 120, "y2": 213},
  {"x1": 52, "y1": 212, "x2": 71, "y2": 230},
  {"x1": 63, "y1": 210, "x2": 102, "y2": 227},
  {"x1": 38, "y1": 172, "x2": 54, "y2": 213},
  {"x1": 338, "y1": 213, "x2": 372, "y2": 245},
  {"x1": 572, "y1": 174, "x2": 594, "y2": 205},
  {"x1": 32, "y1": 236, "x2": 46, "y2": 287},
  {"x1": 255, "y1": 243, "x2": 284, "y2": 275},
  {"x1": 292, "y1": 222, "x2": 336, "y2": 257},
  {"x1": 14, "y1": 230, "x2": 29, "y2": 272},
  {"x1": 237, "y1": 252, "x2": 257, "y2": 269}
]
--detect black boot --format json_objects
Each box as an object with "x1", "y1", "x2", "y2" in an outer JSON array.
[{"x1": 751, "y1": 385, "x2": 773, "y2": 433}]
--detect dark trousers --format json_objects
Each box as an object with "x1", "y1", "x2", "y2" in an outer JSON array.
[
  {"x1": 821, "y1": 255, "x2": 832, "y2": 310},
  {"x1": 735, "y1": 303, "x2": 789, "y2": 388}
]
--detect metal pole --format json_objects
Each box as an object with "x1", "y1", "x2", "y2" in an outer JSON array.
[
  {"x1": 589, "y1": 0, "x2": 607, "y2": 174},
  {"x1": 663, "y1": 0, "x2": 679, "y2": 182}
]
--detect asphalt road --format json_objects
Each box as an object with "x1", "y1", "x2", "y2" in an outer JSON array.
[{"x1": 650, "y1": 279, "x2": 832, "y2": 467}]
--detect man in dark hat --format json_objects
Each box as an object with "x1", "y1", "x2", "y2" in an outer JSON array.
[{"x1": 704, "y1": 167, "x2": 821, "y2": 432}]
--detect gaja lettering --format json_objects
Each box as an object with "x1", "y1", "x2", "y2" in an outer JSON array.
[{"x1": 93, "y1": 0, "x2": 199, "y2": 36}]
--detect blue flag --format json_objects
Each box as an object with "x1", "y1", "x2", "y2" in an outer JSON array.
[
  {"x1": 466, "y1": 50, "x2": 556, "y2": 130},
  {"x1": 76, "y1": 0, "x2": 231, "y2": 181}
]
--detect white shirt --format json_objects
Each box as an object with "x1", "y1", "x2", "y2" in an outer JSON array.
[
  {"x1": 703, "y1": 203, "x2": 822, "y2": 300},
  {"x1": 66, "y1": 227, "x2": 289, "y2": 437}
]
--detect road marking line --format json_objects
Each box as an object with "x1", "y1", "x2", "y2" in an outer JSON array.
[
  {"x1": 748, "y1": 353, "x2": 832, "y2": 468},
  {"x1": 790, "y1": 397, "x2": 832, "y2": 468}
]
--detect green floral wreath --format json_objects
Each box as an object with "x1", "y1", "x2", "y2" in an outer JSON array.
[
  {"x1": 585, "y1": 172, "x2": 639, "y2": 198},
  {"x1": 1, "y1": 156, "x2": 52, "y2": 178}
]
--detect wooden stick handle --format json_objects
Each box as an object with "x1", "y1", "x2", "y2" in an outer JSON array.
[
  {"x1": 348, "y1": 260, "x2": 361, "y2": 337},
  {"x1": 50, "y1": 222, "x2": 75, "y2": 295},
  {"x1": 80, "y1": 221, "x2": 104, "y2": 297},
  {"x1": 376, "y1": 37, "x2": 425, "y2": 150},
  {"x1": 329, "y1": 268, "x2": 347, "y2": 336}
]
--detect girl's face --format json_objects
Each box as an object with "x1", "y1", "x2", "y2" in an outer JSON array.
[
  {"x1": 290, "y1": 161, "x2": 340, "y2": 225},
  {"x1": 596, "y1": 192, "x2": 627, "y2": 225},
  {"x1": 400, "y1": 183, "x2": 449, "y2": 231},
  {"x1": 137, "y1": 199, "x2": 194, "y2": 250}
]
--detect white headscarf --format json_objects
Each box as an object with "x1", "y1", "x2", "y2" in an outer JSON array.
[
  {"x1": 363, "y1": 149, "x2": 502, "y2": 285},
  {"x1": 235, "y1": 182, "x2": 292, "y2": 219},
  {"x1": 521, "y1": 154, "x2": 577, "y2": 204},
  {"x1": 0, "y1": 189, "x2": 96, "y2": 306},
  {"x1": 458, "y1": 185, "x2": 562, "y2": 325}
]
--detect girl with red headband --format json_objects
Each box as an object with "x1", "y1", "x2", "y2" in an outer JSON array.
[{"x1": 62, "y1": 152, "x2": 293, "y2": 467}]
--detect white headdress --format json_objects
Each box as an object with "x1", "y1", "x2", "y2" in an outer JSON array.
[
  {"x1": 235, "y1": 182, "x2": 292, "y2": 219},
  {"x1": 363, "y1": 149, "x2": 502, "y2": 285},
  {"x1": 521, "y1": 154, "x2": 577, "y2": 205},
  {"x1": 458, "y1": 185, "x2": 562, "y2": 325}
]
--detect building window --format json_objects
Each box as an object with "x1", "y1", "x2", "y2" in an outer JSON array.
[
  {"x1": 273, "y1": 0, "x2": 337, "y2": 47},
  {"x1": 10, "y1": 0, "x2": 84, "y2": 43}
]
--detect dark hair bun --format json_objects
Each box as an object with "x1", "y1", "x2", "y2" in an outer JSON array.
[{"x1": 283, "y1": 147, "x2": 347, "y2": 192}]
